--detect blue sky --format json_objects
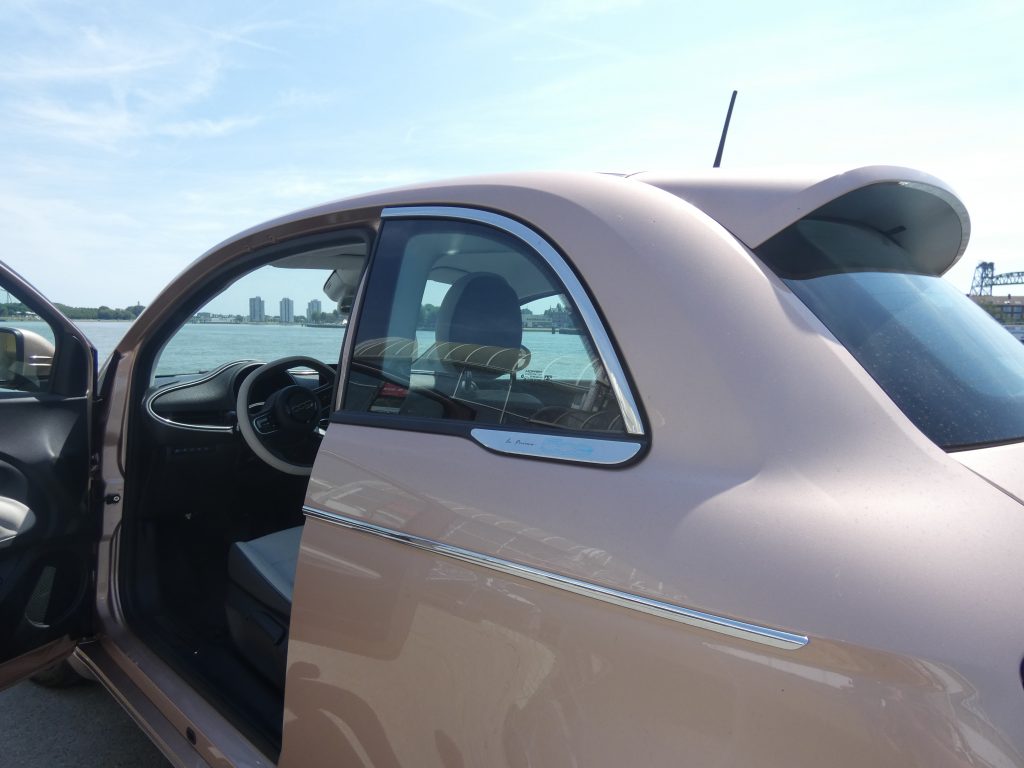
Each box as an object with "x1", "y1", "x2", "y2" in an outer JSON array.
[{"x1": 1, "y1": 0, "x2": 1021, "y2": 309}]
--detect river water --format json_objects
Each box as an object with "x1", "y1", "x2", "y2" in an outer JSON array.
[{"x1": 4, "y1": 319, "x2": 597, "y2": 381}]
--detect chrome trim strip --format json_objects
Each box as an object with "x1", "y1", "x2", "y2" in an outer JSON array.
[
  {"x1": 471, "y1": 428, "x2": 642, "y2": 464},
  {"x1": 303, "y1": 505, "x2": 808, "y2": 650},
  {"x1": 144, "y1": 360, "x2": 260, "y2": 433},
  {"x1": 380, "y1": 205, "x2": 644, "y2": 435}
]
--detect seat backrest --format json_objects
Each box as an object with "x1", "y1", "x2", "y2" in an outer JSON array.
[
  {"x1": 402, "y1": 272, "x2": 532, "y2": 421},
  {"x1": 436, "y1": 273, "x2": 522, "y2": 352}
]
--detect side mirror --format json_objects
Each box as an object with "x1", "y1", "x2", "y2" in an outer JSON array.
[{"x1": 0, "y1": 327, "x2": 55, "y2": 390}]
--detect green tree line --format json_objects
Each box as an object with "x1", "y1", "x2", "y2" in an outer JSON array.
[
  {"x1": 418, "y1": 304, "x2": 439, "y2": 329},
  {"x1": 1, "y1": 301, "x2": 145, "y2": 320},
  {"x1": 414, "y1": 302, "x2": 572, "y2": 329},
  {"x1": 0, "y1": 301, "x2": 29, "y2": 318},
  {"x1": 308, "y1": 309, "x2": 343, "y2": 324},
  {"x1": 54, "y1": 303, "x2": 146, "y2": 320}
]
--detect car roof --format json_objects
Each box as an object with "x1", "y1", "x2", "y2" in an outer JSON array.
[
  {"x1": 177, "y1": 164, "x2": 972, "y2": 310},
  {"x1": 261, "y1": 164, "x2": 970, "y2": 275}
]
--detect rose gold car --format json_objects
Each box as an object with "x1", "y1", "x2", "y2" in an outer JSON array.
[{"x1": 2, "y1": 166, "x2": 1023, "y2": 767}]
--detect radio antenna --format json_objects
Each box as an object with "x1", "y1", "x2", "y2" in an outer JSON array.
[{"x1": 713, "y1": 90, "x2": 738, "y2": 168}]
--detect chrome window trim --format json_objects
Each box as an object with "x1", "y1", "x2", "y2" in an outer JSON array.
[
  {"x1": 471, "y1": 428, "x2": 642, "y2": 464},
  {"x1": 144, "y1": 360, "x2": 260, "y2": 433},
  {"x1": 303, "y1": 505, "x2": 808, "y2": 651},
  {"x1": 379, "y1": 205, "x2": 645, "y2": 436}
]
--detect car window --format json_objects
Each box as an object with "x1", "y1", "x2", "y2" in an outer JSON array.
[
  {"x1": 0, "y1": 282, "x2": 57, "y2": 394},
  {"x1": 152, "y1": 245, "x2": 367, "y2": 381},
  {"x1": 757, "y1": 219, "x2": 1024, "y2": 449},
  {"x1": 343, "y1": 217, "x2": 628, "y2": 433}
]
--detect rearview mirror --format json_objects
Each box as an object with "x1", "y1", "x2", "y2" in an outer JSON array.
[{"x1": 323, "y1": 265, "x2": 364, "y2": 319}]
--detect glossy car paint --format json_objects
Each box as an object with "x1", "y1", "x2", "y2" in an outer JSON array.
[
  {"x1": 63, "y1": 168, "x2": 1022, "y2": 765},
  {"x1": 954, "y1": 441, "x2": 1024, "y2": 504},
  {"x1": 278, "y1": 172, "x2": 1018, "y2": 765}
]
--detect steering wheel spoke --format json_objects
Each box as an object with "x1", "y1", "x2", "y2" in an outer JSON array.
[
  {"x1": 252, "y1": 413, "x2": 280, "y2": 436},
  {"x1": 247, "y1": 400, "x2": 279, "y2": 435}
]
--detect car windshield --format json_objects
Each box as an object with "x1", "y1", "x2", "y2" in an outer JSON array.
[
  {"x1": 757, "y1": 218, "x2": 1024, "y2": 450},
  {"x1": 153, "y1": 258, "x2": 356, "y2": 379}
]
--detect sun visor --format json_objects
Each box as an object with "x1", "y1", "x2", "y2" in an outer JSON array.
[{"x1": 635, "y1": 166, "x2": 971, "y2": 275}]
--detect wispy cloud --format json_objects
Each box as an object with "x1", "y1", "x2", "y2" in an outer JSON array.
[
  {"x1": 158, "y1": 116, "x2": 262, "y2": 139},
  {"x1": 276, "y1": 88, "x2": 341, "y2": 109},
  {"x1": 13, "y1": 99, "x2": 140, "y2": 148},
  {"x1": 521, "y1": 0, "x2": 644, "y2": 23},
  {"x1": 192, "y1": 21, "x2": 288, "y2": 55},
  {"x1": 424, "y1": 0, "x2": 642, "y2": 24},
  {"x1": 0, "y1": 52, "x2": 173, "y2": 84},
  {"x1": 421, "y1": 0, "x2": 635, "y2": 59},
  {"x1": 0, "y1": 23, "x2": 181, "y2": 84},
  {"x1": 10, "y1": 98, "x2": 259, "y2": 148},
  {"x1": 0, "y1": 10, "x2": 274, "y2": 151}
]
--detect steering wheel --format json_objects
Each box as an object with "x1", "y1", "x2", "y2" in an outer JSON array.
[{"x1": 236, "y1": 356, "x2": 336, "y2": 476}]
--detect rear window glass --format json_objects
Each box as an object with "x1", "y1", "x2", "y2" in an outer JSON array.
[{"x1": 758, "y1": 220, "x2": 1024, "y2": 450}]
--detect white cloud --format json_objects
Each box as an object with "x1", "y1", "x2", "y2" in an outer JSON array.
[
  {"x1": 13, "y1": 99, "x2": 141, "y2": 148},
  {"x1": 192, "y1": 20, "x2": 289, "y2": 55},
  {"x1": 0, "y1": 10, "x2": 271, "y2": 151}
]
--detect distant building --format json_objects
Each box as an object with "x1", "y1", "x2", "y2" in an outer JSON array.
[
  {"x1": 248, "y1": 296, "x2": 265, "y2": 322},
  {"x1": 280, "y1": 297, "x2": 294, "y2": 324},
  {"x1": 974, "y1": 293, "x2": 1024, "y2": 323},
  {"x1": 307, "y1": 299, "x2": 322, "y2": 321}
]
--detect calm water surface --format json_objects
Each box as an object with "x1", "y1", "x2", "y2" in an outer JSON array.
[{"x1": 5, "y1": 320, "x2": 595, "y2": 380}]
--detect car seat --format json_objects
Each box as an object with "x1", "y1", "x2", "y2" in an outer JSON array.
[{"x1": 224, "y1": 526, "x2": 303, "y2": 690}]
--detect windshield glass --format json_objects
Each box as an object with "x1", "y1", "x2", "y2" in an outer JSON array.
[
  {"x1": 153, "y1": 254, "x2": 358, "y2": 379},
  {"x1": 786, "y1": 271, "x2": 1024, "y2": 449}
]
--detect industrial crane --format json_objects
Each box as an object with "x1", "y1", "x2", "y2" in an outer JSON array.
[{"x1": 969, "y1": 262, "x2": 1024, "y2": 296}]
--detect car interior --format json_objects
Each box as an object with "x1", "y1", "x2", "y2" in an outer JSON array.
[
  {"x1": 344, "y1": 220, "x2": 629, "y2": 431},
  {"x1": 123, "y1": 240, "x2": 371, "y2": 757},
  {"x1": 118, "y1": 221, "x2": 630, "y2": 758}
]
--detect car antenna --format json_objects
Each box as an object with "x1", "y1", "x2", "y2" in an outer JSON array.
[{"x1": 713, "y1": 90, "x2": 738, "y2": 168}]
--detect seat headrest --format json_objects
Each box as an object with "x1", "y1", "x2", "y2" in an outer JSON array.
[
  {"x1": 352, "y1": 337, "x2": 418, "y2": 362},
  {"x1": 417, "y1": 341, "x2": 531, "y2": 375},
  {"x1": 435, "y1": 273, "x2": 522, "y2": 351}
]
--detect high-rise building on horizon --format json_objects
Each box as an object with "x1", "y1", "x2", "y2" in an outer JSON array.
[
  {"x1": 280, "y1": 297, "x2": 294, "y2": 324},
  {"x1": 307, "y1": 299, "x2": 322, "y2": 321},
  {"x1": 248, "y1": 296, "x2": 265, "y2": 322}
]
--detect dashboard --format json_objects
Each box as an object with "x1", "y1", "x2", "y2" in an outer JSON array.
[{"x1": 145, "y1": 360, "x2": 328, "y2": 435}]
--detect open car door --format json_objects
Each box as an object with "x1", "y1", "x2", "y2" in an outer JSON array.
[{"x1": 0, "y1": 260, "x2": 97, "y2": 689}]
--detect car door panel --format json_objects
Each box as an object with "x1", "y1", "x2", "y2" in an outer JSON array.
[
  {"x1": 0, "y1": 395, "x2": 92, "y2": 660},
  {"x1": 0, "y1": 261, "x2": 95, "y2": 688},
  {"x1": 279, "y1": 429, "x2": 819, "y2": 766}
]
